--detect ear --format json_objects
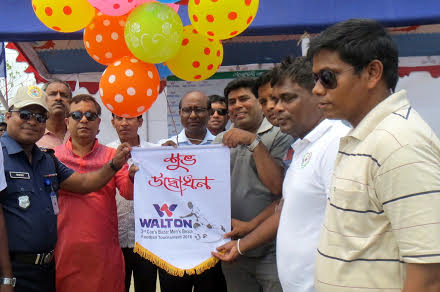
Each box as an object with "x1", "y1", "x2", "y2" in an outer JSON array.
[
  {"x1": 5, "y1": 112, "x2": 11, "y2": 122},
  {"x1": 365, "y1": 60, "x2": 384, "y2": 89},
  {"x1": 65, "y1": 117, "x2": 70, "y2": 128},
  {"x1": 138, "y1": 118, "x2": 144, "y2": 128},
  {"x1": 111, "y1": 118, "x2": 116, "y2": 129}
]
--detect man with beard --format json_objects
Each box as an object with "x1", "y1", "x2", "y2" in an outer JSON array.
[
  {"x1": 37, "y1": 80, "x2": 72, "y2": 149},
  {"x1": 207, "y1": 95, "x2": 229, "y2": 136}
]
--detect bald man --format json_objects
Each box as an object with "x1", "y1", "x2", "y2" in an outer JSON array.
[{"x1": 158, "y1": 91, "x2": 216, "y2": 145}]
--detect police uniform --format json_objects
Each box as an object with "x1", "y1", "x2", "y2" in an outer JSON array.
[{"x1": 0, "y1": 133, "x2": 73, "y2": 292}]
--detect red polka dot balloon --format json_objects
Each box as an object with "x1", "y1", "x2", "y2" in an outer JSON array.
[
  {"x1": 99, "y1": 56, "x2": 160, "y2": 117},
  {"x1": 166, "y1": 25, "x2": 223, "y2": 81},
  {"x1": 84, "y1": 12, "x2": 132, "y2": 65},
  {"x1": 188, "y1": 0, "x2": 259, "y2": 40},
  {"x1": 32, "y1": 0, "x2": 96, "y2": 32}
]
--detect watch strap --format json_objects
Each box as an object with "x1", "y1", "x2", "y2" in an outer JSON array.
[
  {"x1": 109, "y1": 159, "x2": 122, "y2": 172},
  {"x1": 0, "y1": 277, "x2": 16, "y2": 287},
  {"x1": 247, "y1": 135, "x2": 261, "y2": 152}
]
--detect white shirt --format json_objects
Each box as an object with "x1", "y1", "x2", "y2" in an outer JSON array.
[
  {"x1": 157, "y1": 129, "x2": 215, "y2": 146},
  {"x1": 277, "y1": 119, "x2": 350, "y2": 292},
  {"x1": 106, "y1": 137, "x2": 157, "y2": 248}
]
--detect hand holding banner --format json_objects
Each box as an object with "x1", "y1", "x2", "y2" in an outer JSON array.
[{"x1": 132, "y1": 145, "x2": 231, "y2": 276}]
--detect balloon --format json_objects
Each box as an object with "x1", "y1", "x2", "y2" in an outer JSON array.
[
  {"x1": 188, "y1": 0, "x2": 259, "y2": 40},
  {"x1": 157, "y1": 0, "x2": 178, "y2": 3},
  {"x1": 32, "y1": 0, "x2": 95, "y2": 32},
  {"x1": 84, "y1": 12, "x2": 132, "y2": 65},
  {"x1": 166, "y1": 25, "x2": 223, "y2": 81},
  {"x1": 87, "y1": 0, "x2": 137, "y2": 16},
  {"x1": 99, "y1": 56, "x2": 160, "y2": 117},
  {"x1": 125, "y1": 2, "x2": 183, "y2": 64},
  {"x1": 136, "y1": 0, "x2": 179, "y2": 12}
]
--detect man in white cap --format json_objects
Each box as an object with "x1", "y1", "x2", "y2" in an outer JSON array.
[{"x1": 0, "y1": 85, "x2": 134, "y2": 292}]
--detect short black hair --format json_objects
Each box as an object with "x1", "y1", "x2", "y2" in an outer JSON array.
[
  {"x1": 42, "y1": 79, "x2": 73, "y2": 98},
  {"x1": 70, "y1": 94, "x2": 101, "y2": 116},
  {"x1": 208, "y1": 94, "x2": 227, "y2": 108},
  {"x1": 271, "y1": 56, "x2": 315, "y2": 92},
  {"x1": 307, "y1": 18, "x2": 399, "y2": 91},
  {"x1": 252, "y1": 70, "x2": 274, "y2": 98},
  {"x1": 224, "y1": 77, "x2": 256, "y2": 99},
  {"x1": 0, "y1": 122, "x2": 6, "y2": 128}
]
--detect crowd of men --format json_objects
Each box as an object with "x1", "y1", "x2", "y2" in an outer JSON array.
[{"x1": 0, "y1": 18, "x2": 439, "y2": 292}]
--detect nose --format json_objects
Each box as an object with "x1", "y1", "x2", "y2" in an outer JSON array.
[
  {"x1": 54, "y1": 92, "x2": 63, "y2": 100},
  {"x1": 189, "y1": 110, "x2": 197, "y2": 119},
  {"x1": 274, "y1": 99, "x2": 284, "y2": 113},
  {"x1": 212, "y1": 111, "x2": 219, "y2": 118},
  {"x1": 121, "y1": 118, "x2": 129, "y2": 125},
  {"x1": 312, "y1": 81, "x2": 326, "y2": 96},
  {"x1": 80, "y1": 115, "x2": 88, "y2": 123}
]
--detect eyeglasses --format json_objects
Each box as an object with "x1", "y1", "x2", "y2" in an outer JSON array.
[
  {"x1": 69, "y1": 111, "x2": 100, "y2": 121},
  {"x1": 180, "y1": 107, "x2": 208, "y2": 116},
  {"x1": 313, "y1": 67, "x2": 355, "y2": 90},
  {"x1": 209, "y1": 108, "x2": 228, "y2": 116},
  {"x1": 10, "y1": 110, "x2": 47, "y2": 123}
]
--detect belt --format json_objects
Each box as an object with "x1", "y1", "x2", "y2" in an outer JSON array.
[{"x1": 10, "y1": 251, "x2": 54, "y2": 265}]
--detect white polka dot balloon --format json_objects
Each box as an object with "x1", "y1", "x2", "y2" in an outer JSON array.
[{"x1": 99, "y1": 56, "x2": 160, "y2": 117}]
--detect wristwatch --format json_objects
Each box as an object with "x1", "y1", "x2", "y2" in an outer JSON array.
[
  {"x1": 247, "y1": 135, "x2": 261, "y2": 152},
  {"x1": 109, "y1": 159, "x2": 122, "y2": 172},
  {"x1": 0, "y1": 277, "x2": 16, "y2": 287}
]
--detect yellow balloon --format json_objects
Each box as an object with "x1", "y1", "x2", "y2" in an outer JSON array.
[
  {"x1": 188, "y1": 0, "x2": 259, "y2": 40},
  {"x1": 32, "y1": 0, "x2": 95, "y2": 33},
  {"x1": 166, "y1": 26, "x2": 223, "y2": 81}
]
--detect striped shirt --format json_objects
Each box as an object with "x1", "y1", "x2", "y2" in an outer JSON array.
[{"x1": 315, "y1": 90, "x2": 440, "y2": 291}]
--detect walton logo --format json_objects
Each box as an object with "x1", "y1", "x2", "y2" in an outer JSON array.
[
  {"x1": 140, "y1": 203, "x2": 192, "y2": 229},
  {"x1": 153, "y1": 203, "x2": 177, "y2": 217}
]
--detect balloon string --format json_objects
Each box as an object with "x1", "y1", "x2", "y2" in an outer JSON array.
[{"x1": 165, "y1": 85, "x2": 180, "y2": 146}]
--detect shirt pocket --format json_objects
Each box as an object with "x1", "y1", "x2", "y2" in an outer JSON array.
[{"x1": 6, "y1": 180, "x2": 34, "y2": 210}]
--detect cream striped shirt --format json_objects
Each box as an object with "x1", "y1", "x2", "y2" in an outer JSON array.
[{"x1": 315, "y1": 90, "x2": 440, "y2": 291}]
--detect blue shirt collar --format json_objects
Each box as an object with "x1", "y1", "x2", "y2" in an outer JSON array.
[{"x1": 1, "y1": 132, "x2": 44, "y2": 161}]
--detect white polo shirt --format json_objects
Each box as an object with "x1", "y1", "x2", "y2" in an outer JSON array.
[{"x1": 277, "y1": 119, "x2": 349, "y2": 292}]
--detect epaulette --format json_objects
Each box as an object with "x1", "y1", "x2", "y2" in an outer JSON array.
[{"x1": 39, "y1": 147, "x2": 55, "y2": 155}]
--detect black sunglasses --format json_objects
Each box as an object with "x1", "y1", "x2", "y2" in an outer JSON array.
[
  {"x1": 210, "y1": 108, "x2": 228, "y2": 116},
  {"x1": 69, "y1": 111, "x2": 99, "y2": 121},
  {"x1": 313, "y1": 67, "x2": 355, "y2": 90},
  {"x1": 10, "y1": 110, "x2": 47, "y2": 123}
]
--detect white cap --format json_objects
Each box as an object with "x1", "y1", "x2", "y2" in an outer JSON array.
[{"x1": 10, "y1": 85, "x2": 48, "y2": 111}]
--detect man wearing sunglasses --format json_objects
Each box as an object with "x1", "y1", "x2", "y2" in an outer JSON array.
[
  {"x1": 307, "y1": 19, "x2": 440, "y2": 291},
  {"x1": 54, "y1": 94, "x2": 135, "y2": 292},
  {"x1": 158, "y1": 91, "x2": 215, "y2": 146},
  {"x1": 208, "y1": 95, "x2": 229, "y2": 136},
  {"x1": 213, "y1": 57, "x2": 350, "y2": 292},
  {"x1": 0, "y1": 86, "x2": 132, "y2": 292},
  {"x1": 37, "y1": 80, "x2": 72, "y2": 149},
  {"x1": 214, "y1": 77, "x2": 293, "y2": 292}
]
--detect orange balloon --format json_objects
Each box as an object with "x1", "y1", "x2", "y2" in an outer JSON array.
[
  {"x1": 99, "y1": 56, "x2": 160, "y2": 117},
  {"x1": 84, "y1": 12, "x2": 132, "y2": 65}
]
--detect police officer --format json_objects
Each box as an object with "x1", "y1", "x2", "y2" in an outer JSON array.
[{"x1": 0, "y1": 85, "x2": 133, "y2": 292}]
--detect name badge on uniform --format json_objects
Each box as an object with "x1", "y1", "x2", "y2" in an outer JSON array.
[
  {"x1": 50, "y1": 192, "x2": 60, "y2": 215},
  {"x1": 9, "y1": 172, "x2": 30, "y2": 179},
  {"x1": 18, "y1": 195, "x2": 30, "y2": 209}
]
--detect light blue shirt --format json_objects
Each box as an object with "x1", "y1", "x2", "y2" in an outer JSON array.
[{"x1": 158, "y1": 129, "x2": 216, "y2": 146}]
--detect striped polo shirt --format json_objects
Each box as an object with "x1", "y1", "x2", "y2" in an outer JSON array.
[{"x1": 315, "y1": 90, "x2": 440, "y2": 291}]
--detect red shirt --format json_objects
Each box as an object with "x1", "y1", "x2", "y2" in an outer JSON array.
[{"x1": 54, "y1": 139, "x2": 133, "y2": 292}]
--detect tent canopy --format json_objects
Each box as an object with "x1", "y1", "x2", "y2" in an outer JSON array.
[
  {"x1": 2, "y1": 0, "x2": 440, "y2": 41},
  {"x1": 1, "y1": 0, "x2": 440, "y2": 84}
]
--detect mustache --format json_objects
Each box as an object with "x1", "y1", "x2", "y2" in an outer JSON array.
[{"x1": 52, "y1": 101, "x2": 65, "y2": 107}]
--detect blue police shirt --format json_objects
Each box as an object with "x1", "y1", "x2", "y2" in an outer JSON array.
[{"x1": 0, "y1": 133, "x2": 74, "y2": 252}]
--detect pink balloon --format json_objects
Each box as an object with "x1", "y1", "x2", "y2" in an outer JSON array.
[
  {"x1": 88, "y1": 0, "x2": 137, "y2": 16},
  {"x1": 135, "y1": 0, "x2": 179, "y2": 12}
]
